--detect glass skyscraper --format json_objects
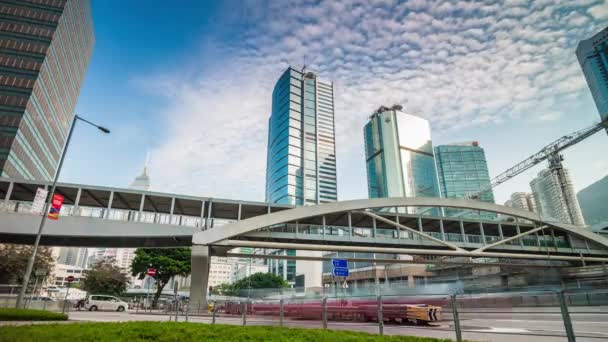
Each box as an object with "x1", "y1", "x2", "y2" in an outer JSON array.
[
  {"x1": 265, "y1": 67, "x2": 337, "y2": 206},
  {"x1": 265, "y1": 66, "x2": 337, "y2": 288},
  {"x1": 364, "y1": 106, "x2": 440, "y2": 212},
  {"x1": 530, "y1": 168, "x2": 585, "y2": 226},
  {"x1": 576, "y1": 26, "x2": 608, "y2": 129},
  {"x1": 434, "y1": 142, "x2": 495, "y2": 219},
  {"x1": 0, "y1": 0, "x2": 95, "y2": 180}
]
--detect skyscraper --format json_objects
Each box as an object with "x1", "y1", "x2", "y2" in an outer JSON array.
[
  {"x1": 265, "y1": 67, "x2": 337, "y2": 206},
  {"x1": 434, "y1": 142, "x2": 494, "y2": 219},
  {"x1": 0, "y1": 0, "x2": 95, "y2": 180},
  {"x1": 577, "y1": 175, "x2": 608, "y2": 225},
  {"x1": 56, "y1": 247, "x2": 88, "y2": 268},
  {"x1": 530, "y1": 168, "x2": 585, "y2": 225},
  {"x1": 364, "y1": 106, "x2": 439, "y2": 211},
  {"x1": 265, "y1": 66, "x2": 337, "y2": 288},
  {"x1": 576, "y1": 26, "x2": 608, "y2": 128},
  {"x1": 505, "y1": 192, "x2": 537, "y2": 213}
]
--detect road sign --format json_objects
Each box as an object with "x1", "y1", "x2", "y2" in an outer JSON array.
[
  {"x1": 332, "y1": 268, "x2": 349, "y2": 277},
  {"x1": 31, "y1": 188, "x2": 48, "y2": 215},
  {"x1": 332, "y1": 259, "x2": 348, "y2": 268},
  {"x1": 66, "y1": 275, "x2": 75, "y2": 283},
  {"x1": 147, "y1": 268, "x2": 156, "y2": 277},
  {"x1": 35, "y1": 269, "x2": 47, "y2": 276}
]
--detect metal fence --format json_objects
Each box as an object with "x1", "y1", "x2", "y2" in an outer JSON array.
[{"x1": 134, "y1": 288, "x2": 608, "y2": 342}]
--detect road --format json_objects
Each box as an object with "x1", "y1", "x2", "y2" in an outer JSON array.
[{"x1": 61, "y1": 306, "x2": 608, "y2": 342}]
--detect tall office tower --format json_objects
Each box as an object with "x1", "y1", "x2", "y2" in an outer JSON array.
[
  {"x1": 530, "y1": 168, "x2": 585, "y2": 225},
  {"x1": 265, "y1": 66, "x2": 337, "y2": 205},
  {"x1": 576, "y1": 26, "x2": 608, "y2": 130},
  {"x1": 265, "y1": 67, "x2": 337, "y2": 289},
  {"x1": 434, "y1": 142, "x2": 495, "y2": 219},
  {"x1": 57, "y1": 247, "x2": 88, "y2": 268},
  {"x1": 364, "y1": 106, "x2": 440, "y2": 212},
  {"x1": 505, "y1": 192, "x2": 537, "y2": 212},
  {"x1": 577, "y1": 175, "x2": 608, "y2": 225},
  {"x1": 0, "y1": 0, "x2": 95, "y2": 179}
]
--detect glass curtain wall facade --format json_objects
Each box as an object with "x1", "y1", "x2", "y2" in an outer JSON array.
[
  {"x1": 530, "y1": 168, "x2": 585, "y2": 225},
  {"x1": 576, "y1": 26, "x2": 608, "y2": 130},
  {"x1": 434, "y1": 142, "x2": 495, "y2": 219},
  {"x1": 265, "y1": 67, "x2": 337, "y2": 206},
  {"x1": 0, "y1": 0, "x2": 95, "y2": 180},
  {"x1": 265, "y1": 67, "x2": 337, "y2": 288},
  {"x1": 364, "y1": 108, "x2": 439, "y2": 213}
]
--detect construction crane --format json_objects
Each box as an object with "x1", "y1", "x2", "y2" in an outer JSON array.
[{"x1": 468, "y1": 118, "x2": 608, "y2": 223}]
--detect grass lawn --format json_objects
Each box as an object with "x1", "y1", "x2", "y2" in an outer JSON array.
[
  {"x1": 0, "y1": 322, "x2": 454, "y2": 342},
  {"x1": 0, "y1": 308, "x2": 67, "y2": 321}
]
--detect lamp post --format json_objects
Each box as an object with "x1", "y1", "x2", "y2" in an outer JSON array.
[{"x1": 15, "y1": 114, "x2": 110, "y2": 308}]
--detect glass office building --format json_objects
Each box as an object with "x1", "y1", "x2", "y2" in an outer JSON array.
[
  {"x1": 265, "y1": 67, "x2": 338, "y2": 206},
  {"x1": 265, "y1": 67, "x2": 337, "y2": 288},
  {"x1": 0, "y1": 0, "x2": 95, "y2": 180},
  {"x1": 530, "y1": 168, "x2": 585, "y2": 226},
  {"x1": 576, "y1": 26, "x2": 608, "y2": 130},
  {"x1": 364, "y1": 107, "x2": 440, "y2": 212},
  {"x1": 434, "y1": 142, "x2": 495, "y2": 219}
]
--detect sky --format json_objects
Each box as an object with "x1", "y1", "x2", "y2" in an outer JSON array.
[{"x1": 61, "y1": 0, "x2": 608, "y2": 205}]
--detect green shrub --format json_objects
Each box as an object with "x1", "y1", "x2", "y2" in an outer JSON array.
[
  {"x1": 0, "y1": 308, "x2": 67, "y2": 321},
  {"x1": 0, "y1": 322, "x2": 453, "y2": 341}
]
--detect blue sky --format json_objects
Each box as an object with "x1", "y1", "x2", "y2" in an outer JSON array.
[{"x1": 61, "y1": 0, "x2": 608, "y2": 205}]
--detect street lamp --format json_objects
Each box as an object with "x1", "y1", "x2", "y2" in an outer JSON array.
[{"x1": 15, "y1": 114, "x2": 110, "y2": 308}]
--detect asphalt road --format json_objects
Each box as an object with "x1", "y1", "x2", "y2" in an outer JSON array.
[{"x1": 62, "y1": 306, "x2": 608, "y2": 342}]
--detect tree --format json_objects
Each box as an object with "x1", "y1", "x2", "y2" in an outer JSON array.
[
  {"x1": 131, "y1": 248, "x2": 191, "y2": 307},
  {"x1": 81, "y1": 257, "x2": 129, "y2": 296},
  {"x1": 0, "y1": 244, "x2": 54, "y2": 284},
  {"x1": 220, "y1": 272, "x2": 288, "y2": 296}
]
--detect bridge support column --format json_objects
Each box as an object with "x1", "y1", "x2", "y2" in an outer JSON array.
[{"x1": 190, "y1": 245, "x2": 210, "y2": 310}]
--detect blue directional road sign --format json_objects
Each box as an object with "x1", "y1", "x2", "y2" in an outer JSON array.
[
  {"x1": 332, "y1": 268, "x2": 349, "y2": 277},
  {"x1": 332, "y1": 259, "x2": 348, "y2": 277},
  {"x1": 332, "y1": 259, "x2": 348, "y2": 268}
]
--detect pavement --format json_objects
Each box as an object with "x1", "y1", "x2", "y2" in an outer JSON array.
[{"x1": 2, "y1": 307, "x2": 607, "y2": 341}]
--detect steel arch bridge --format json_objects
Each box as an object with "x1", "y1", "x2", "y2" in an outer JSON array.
[{"x1": 189, "y1": 197, "x2": 608, "y2": 304}]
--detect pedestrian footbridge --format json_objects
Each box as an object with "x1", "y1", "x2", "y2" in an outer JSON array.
[{"x1": 1, "y1": 177, "x2": 608, "y2": 305}]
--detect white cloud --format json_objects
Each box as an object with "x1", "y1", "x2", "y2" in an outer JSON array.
[
  {"x1": 139, "y1": 0, "x2": 608, "y2": 201},
  {"x1": 588, "y1": 2, "x2": 608, "y2": 20}
]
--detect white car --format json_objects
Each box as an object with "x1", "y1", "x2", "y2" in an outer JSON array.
[{"x1": 85, "y1": 295, "x2": 128, "y2": 312}]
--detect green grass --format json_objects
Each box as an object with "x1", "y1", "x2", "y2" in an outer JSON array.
[
  {"x1": 0, "y1": 308, "x2": 67, "y2": 321},
  {"x1": 0, "y1": 322, "x2": 453, "y2": 341}
]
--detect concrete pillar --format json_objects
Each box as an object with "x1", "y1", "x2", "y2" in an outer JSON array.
[
  {"x1": 138, "y1": 194, "x2": 145, "y2": 222},
  {"x1": 395, "y1": 211, "x2": 401, "y2": 239},
  {"x1": 408, "y1": 275, "x2": 414, "y2": 288},
  {"x1": 459, "y1": 220, "x2": 466, "y2": 243},
  {"x1": 498, "y1": 223, "x2": 504, "y2": 240},
  {"x1": 3, "y1": 181, "x2": 13, "y2": 208},
  {"x1": 199, "y1": 200, "x2": 205, "y2": 229},
  {"x1": 516, "y1": 225, "x2": 524, "y2": 247},
  {"x1": 322, "y1": 215, "x2": 326, "y2": 237},
  {"x1": 418, "y1": 216, "x2": 424, "y2": 241},
  {"x1": 372, "y1": 216, "x2": 377, "y2": 238},
  {"x1": 73, "y1": 188, "x2": 82, "y2": 216},
  {"x1": 479, "y1": 221, "x2": 485, "y2": 245},
  {"x1": 237, "y1": 202, "x2": 242, "y2": 221},
  {"x1": 439, "y1": 219, "x2": 446, "y2": 241},
  {"x1": 205, "y1": 200, "x2": 213, "y2": 230},
  {"x1": 169, "y1": 197, "x2": 175, "y2": 223},
  {"x1": 190, "y1": 245, "x2": 211, "y2": 308},
  {"x1": 105, "y1": 191, "x2": 114, "y2": 219}
]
